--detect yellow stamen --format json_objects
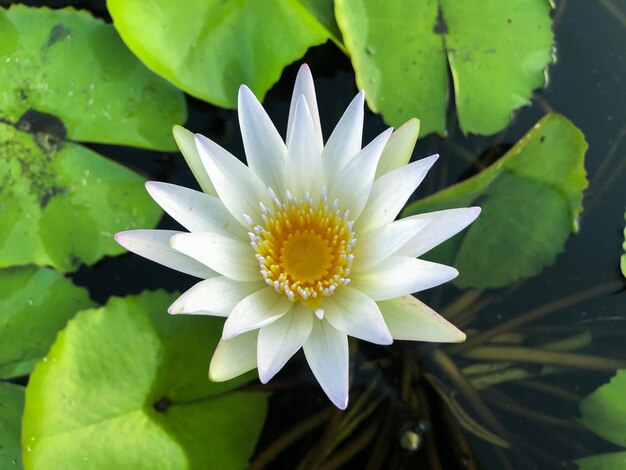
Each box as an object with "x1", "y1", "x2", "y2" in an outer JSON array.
[{"x1": 249, "y1": 189, "x2": 355, "y2": 308}]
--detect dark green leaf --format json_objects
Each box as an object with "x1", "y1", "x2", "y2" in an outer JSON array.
[
  {"x1": 402, "y1": 113, "x2": 588, "y2": 288},
  {"x1": 620, "y1": 212, "x2": 626, "y2": 277},
  {"x1": 107, "y1": 0, "x2": 334, "y2": 108},
  {"x1": 577, "y1": 451, "x2": 626, "y2": 470},
  {"x1": 0, "y1": 382, "x2": 24, "y2": 468},
  {"x1": 579, "y1": 369, "x2": 626, "y2": 447},
  {"x1": 22, "y1": 291, "x2": 268, "y2": 469},
  {"x1": 0, "y1": 266, "x2": 95, "y2": 378}
]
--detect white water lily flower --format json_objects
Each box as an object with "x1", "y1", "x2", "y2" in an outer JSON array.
[{"x1": 115, "y1": 65, "x2": 480, "y2": 409}]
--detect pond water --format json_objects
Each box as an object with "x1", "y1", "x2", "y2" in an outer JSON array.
[{"x1": 63, "y1": 0, "x2": 626, "y2": 468}]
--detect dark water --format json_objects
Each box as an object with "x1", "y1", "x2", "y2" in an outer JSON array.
[{"x1": 50, "y1": 0, "x2": 626, "y2": 468}]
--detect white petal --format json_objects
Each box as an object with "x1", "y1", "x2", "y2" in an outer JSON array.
[
  {"x1": 172, "y1": 125, "x2": 217, "y2": 196},
  {"x1": 396, "y1": 207, "x2": 482, "y2": 257},
  {"x1": 322, "y1": 91, "x2": 364, "y2": 179},
  {"x1": 209, "y1": 330, "x2": 258, "y2": 382},
  {"x1": 285, "y1": 96, "x2": 324, "y2": 199},
  {"x1": 222, "y1": 287, "x2": 293, "y2": 339},
  {"x1": 378, "y1": 295, "x2": 466, "y2": 342},
  {"x1": 357, "y1": 155, "x2": 438, "y2": 233},
  {"x1": 170, "y1": 232, "x2": 260, "y2": 281},
  {"x1": 375, "y1": 118, "x2": 420, "y2": 178},
  {"x1": 238, "y1": 85, "x2": 287, "y2": 197},
  {"x1": 287, "y1": 64, "x2": 322, "y2": 147},
  {"x1": 324, "y1": 287, "x2": 392, "y2": 345},
  {"x1": 195, "y1": 133, "x2": 272, "y2": 226},
  {"x1": 168, "y1": 277, "x2": 265, "y2": 316},
  {"x1": 350, "y1": 256, "x2": 458, "y2": 301},
  {"x1": 331, "y1": 128, "x2": 393, "y2": 219},
  {"x1": 352, "y1": 217, "x2": 431, "y2": 272},
  {"x1": 303, "y1": 319, "x2": 349, "y2": 409},
  {"x1": 257, "y1": 304, "x2": 313, "y2": 383},
  {"x1": 145, "y1": 182, "x2": 247, "y2": 240},
  {"x1": 115, "y1": 230, "x2": 216, "y2": 279}
]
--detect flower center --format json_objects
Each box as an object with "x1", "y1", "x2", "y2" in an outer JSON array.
[{"x1": 249, "y1": 189, "x2": 356, "y2": 307}]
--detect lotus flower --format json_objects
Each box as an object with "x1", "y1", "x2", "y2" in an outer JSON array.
[{"x1": 115, "y1": 65, "x2": 480, "y2": 408}]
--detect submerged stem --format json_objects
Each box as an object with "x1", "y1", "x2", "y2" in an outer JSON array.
[
  {"x1": 515, "y1": 379, "x2": 581, "y2": 403},
  {"x1": 427, "y1": 347, "x2": 509, "y2": 439},
  {"x1": 482, "y1": 388, "x2": 585, "y2": 431},
  {"x1": 300, "y1": 409, "x2": 344, "y2": 470},
  {"x1": 364, "y1": 405, "x2": 394, "y2": 470},
  {"x1": 452, "y1": 281, "x2": 621, "y2": 354},
  {"x1": 441, "y1": 289, "x2": 484, "y2": 321},
  {"x1": 461, "y1": 346, "x2": 626, "y2": 371},
  {"x1": 320, "y1": 418, "x2": 379, "y2": 470},
  {"x1": 249, "y1": 407, "x2": 334, "y2": 470}
]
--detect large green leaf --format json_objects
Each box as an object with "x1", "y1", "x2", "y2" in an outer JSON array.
[
  {"x1": 577, "y1": 451, "x2": 626, "y2": 470},
  {"x1": 0, "y1": 382, "x2": 24, "y2": 468},
  {"x1": 0, "y1": 5, "x2": 185, "y2": 150},
  {"x1": 403, "y1": 113, "x2": 588, "y2": 289},
  {"x1": 335, "y1": 0, "x2": 554, "y2": 136},
  {"x1": 576, "y1": 371, "x2": 626, "y2": 469},
  {"x1": 579, "y1": 370, "x2": 626, "y2": 448},
  {"x1": 0, "y1": 123, "x2": 161, "y2": 271},
  {"x1": 0, "y1": 266, "x2": 95, "y2": 379},
  {"x1": 107, "y1": 0, "x2": 333, "y2": 108},
  {"x1": 620, "y1": 212, "x2": 626, "y2": 277},
  {"x1": 22, "y1": 291, "x2": 268, "y2": 469}
]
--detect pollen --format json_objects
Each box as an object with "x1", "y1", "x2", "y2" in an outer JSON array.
[{"x1": 248, "y1": 188, "x2": 356, "y2": 308}]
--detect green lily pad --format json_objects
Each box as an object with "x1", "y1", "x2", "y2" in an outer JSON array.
[
  {"x1": 0, "y1": 382, "x2": 24, "y2": 468},
  {"x1": 619, "y1": 207, "x2": 626, "y2": 277},
  {"x1": 577, "y1": 451, "x2": 626, "y2": 470},
  {"x1": 0, "y1": 5, "x2": 185, "y2": 150},
  {"x1": 0, "y1": 266, "x2": 95, "y2": 379},
  {"x1": 335, "y1": 0, "x2": 554, "y2": 136},
  {"x1": 299, "y1": 0, "x2": 344, "y2": 48},
  {"x1": 0, "y1": 5, "x2": 183, "y2": 270},
  {"x1": 580, "y1": 370, "x2": 626, "y2": 448},
  {"x1": 22, "y1": 291, "x2": 268, "y2": 469},
  {"x1": 107, "y1": 0, "x2": 333, "y2": 108},
  {"x1": 576, "y1": 371, "x2": 626, "y2": 469},
  {"x1": 0, "y1": 122, "x2": 161, "y2": 271},
  {"x1": 402, "y1": 113, "x2": 588, "y2": 289}
]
